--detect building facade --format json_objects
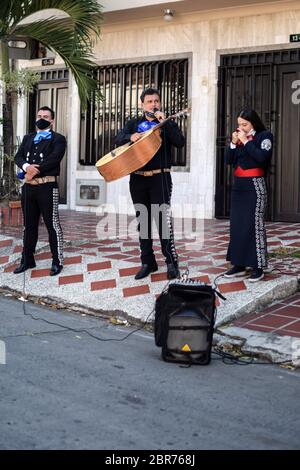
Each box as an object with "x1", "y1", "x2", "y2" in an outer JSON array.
[{"x1": 16, "y1": 0, "x2": 300, "y2": 221}]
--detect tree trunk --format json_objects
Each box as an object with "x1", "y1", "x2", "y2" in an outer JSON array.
[
  {"x1": 0, "y1": 40, "x2": 16, "y2": 200},
  {"x1": 0, "y1": 40, "x2": 14, "y2": 150}
]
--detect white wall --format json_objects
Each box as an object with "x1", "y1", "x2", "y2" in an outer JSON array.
[
  {"x1": 100, "y1": 0, "x2": 182, "y2": 11},
  {"x1": 71, "y1": 1, "x2": 299, "y2": 218},
  {"x1": 17, "y1": 1, "x2": 300, "y2": 218}
]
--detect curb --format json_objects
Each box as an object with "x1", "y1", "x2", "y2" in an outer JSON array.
[
  {"x1": 215, "y1": 276, "x2": 299, "y2": 327},
  {"x1": 214, "y1": 327, "x2": 300, "y2": 368}
]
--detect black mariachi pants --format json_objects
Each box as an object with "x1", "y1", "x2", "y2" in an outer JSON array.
[
  {"x1": 129, "y1": 172, "x2": 178, "y2": 266},
  {"x1": 21, "y1": 182, "x2": 64, "y2": 265}
]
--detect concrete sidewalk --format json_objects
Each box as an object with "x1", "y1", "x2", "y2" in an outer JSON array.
[{"x1": 1, "y1": 211, "x2": 300, "y2": 365}]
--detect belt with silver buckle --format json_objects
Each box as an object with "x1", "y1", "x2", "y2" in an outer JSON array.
[
  {"x1": 25, "y1": 176, "x2": 56, "y2": 185},
  {"x1": 134, "y1": 169, "x2": 171, "y2": 176}
]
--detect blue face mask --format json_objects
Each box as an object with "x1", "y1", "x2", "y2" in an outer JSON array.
[{"x1": 137, "y1": 120, "x2": 158, "y2": 133}]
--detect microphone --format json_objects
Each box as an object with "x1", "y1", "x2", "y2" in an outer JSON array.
[
  {"x1": 145, "y1": 107, "x2": 160, "y2": 119},
  {"x1": 153, "y1": 108, "x2": 163, "y2": 119},
  {"x1": 154, "y1": 108, "x2": 164, "y2": 122}
]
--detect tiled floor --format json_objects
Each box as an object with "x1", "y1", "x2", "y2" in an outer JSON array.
[
  {"x1": 1, "y1": 210, "x2": 300, "y2": 335},
  {"x1": 233, "y1": 293, "x2": 300, "y2": 338}
]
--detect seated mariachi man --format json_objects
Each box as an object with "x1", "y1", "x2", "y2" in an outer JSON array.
[
  {"x1": 114, "y1": 87, "x2": 185, "y2": 280},
  {"x1": 224, "y1": 108, "x2": 273, "y2": 282},
  {"x1": 14, "y1": 106, "x2": 66, "y2": 276}
]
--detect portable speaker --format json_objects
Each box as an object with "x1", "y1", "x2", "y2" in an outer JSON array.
[{"x1": 155, "y1": 280, "x2": 217, "y2": 365}]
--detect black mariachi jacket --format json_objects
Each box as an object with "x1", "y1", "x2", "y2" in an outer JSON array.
[
  {"x1": 225, "y1": 130, "x2": 273, "y2": 170},
  {"x1": 114, "y1": 115, "x2": 185, "y2": 171},
  {"x1": 15, "y1": 131, "x2": 66, "y2": 177}
]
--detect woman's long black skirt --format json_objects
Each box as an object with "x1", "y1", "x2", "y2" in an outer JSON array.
[{"x1": 226, "y1": 176, "x2": 268, "y2": 269}]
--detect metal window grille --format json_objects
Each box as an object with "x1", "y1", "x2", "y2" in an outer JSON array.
[
  {"x1": 79, "y1": 58, "x2": 189, "y2": 166},
  {"x1": 39, "y1": 69, "x2": 69, "y2": 82}
]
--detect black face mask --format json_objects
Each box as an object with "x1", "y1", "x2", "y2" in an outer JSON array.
[{"x1": 35, "y1": 118, "x2": 51, "y2": 130}]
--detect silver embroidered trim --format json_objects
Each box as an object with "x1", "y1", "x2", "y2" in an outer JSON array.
[
  {"x1": 165, "y1": 180, "x2": 178, "y2": 263},
  {"x1": 253, "y1": 177, "x2": 268, "y2": 268},
  {"x1": 261, "y1": 139, "x2": 272, "y2": 151},
  {"x1": 52, "y1": 188, "x2": 64, "y2": 264}
]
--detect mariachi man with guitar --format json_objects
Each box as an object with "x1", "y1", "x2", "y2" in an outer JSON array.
[{"x1": 114, "y1": 87, "x2": 185, "y2": 280}]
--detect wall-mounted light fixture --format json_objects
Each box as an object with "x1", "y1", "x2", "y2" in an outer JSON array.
[{"x1": 163, "y1": 9, "x2": 174, "y2": 21}]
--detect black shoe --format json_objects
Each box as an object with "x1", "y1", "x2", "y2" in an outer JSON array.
[
  {"x1": 167, "y1": 263, "x2": 180, "y2": 280},
  {"x1": 134, "y1": 262, "x2": 158, "y2": 280},
  {"x1": 248, "y1": 268, "x2": 264, "y2": 282},
  {"x1": 224, "y1": 265, "x2": 247, "y2": 278},
  {"x1": 50, "y1": 263, "x2": 63, "y2": 276},
  {"x1": 13, "y1": 261, "x2": 36, "y2": 274}
]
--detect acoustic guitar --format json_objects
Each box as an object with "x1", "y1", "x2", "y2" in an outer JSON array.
[{"x1": 96, "y1": 109, "x2": 188, "y2": 182}]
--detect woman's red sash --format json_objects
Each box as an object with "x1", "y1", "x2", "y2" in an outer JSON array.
[{"x1": 234, "y1": 166, "x2": 264, "y2": 177}]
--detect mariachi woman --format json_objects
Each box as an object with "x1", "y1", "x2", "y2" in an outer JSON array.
[{"x1": 224, "y1": 108, "x2": 273, "y2": 282}]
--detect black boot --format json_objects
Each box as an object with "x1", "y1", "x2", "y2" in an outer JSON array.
[
  {"x1": 50, "y1": 262, "x2": 63, "y2": 276},
  {"x1": 13, "y1": 258, "x2": 36, "y2": 274},
  {"x1": 134, "y1": 262, "x2": 158, "y2": 280},
  {"x1": 167, "y1": 263, "x2": 180, "y2": 280}
]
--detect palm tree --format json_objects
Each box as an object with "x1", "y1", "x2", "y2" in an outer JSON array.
[{"x1": 0, "y1": 0, "x2": 103, "y2": 199}]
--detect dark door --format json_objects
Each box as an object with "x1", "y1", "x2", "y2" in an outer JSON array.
[
  {"x1": 216, "y1": 48, "x2": 300, "y2": 222},
  {"x1": 35, "y1": 81, "x2": 68, "y2": 204},
  {"x1": 215, "y1": 63, "x2": 273, "y2": 218},
  {"x1": 275, "y1": 64, "x2": 300, "y2": 221}
]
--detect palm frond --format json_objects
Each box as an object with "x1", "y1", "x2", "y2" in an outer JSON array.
[
  {"x1": 13, "y1": 0, "x2": 103, "y2": 39},
  {"x1": 1, "y1": 1, "x2": 33, "y2": 33},
  {"x1": 1, "y1": 0, "x2": 103, "y2": 108},
  {"x1": 13, "y1": 18, "x2": 101, "y2": 107},
  {"x1": 0, "y1": 0, "x2": 19, "y2": 35},
  {"x1": 0, "y1": 1, "x2": 12, "y2": 25}
]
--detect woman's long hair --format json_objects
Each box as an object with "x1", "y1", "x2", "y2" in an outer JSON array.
[{"x1": 238, "y1": 108, "x2": 266, "y2": 133}]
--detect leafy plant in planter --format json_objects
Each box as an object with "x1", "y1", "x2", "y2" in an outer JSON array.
[
  {"x1": 0, "y1": 149, "x2": 23, "y2": 226},
  {"x1": 3, "y1": 69, "x2": 40, "y2": 96},
  {"x1": 0, "y1": 150, "x2": 21, "y2": 202},
  {"x1": 0, "y1": 146, "x2": 22, "y2": 225}
]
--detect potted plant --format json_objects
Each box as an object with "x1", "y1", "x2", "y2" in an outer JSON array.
[
  {"x1": 0, "y1": 69, "x2": 39, "y2": 227},
  {"x1": 0, "y1": 149, "x2": 22, "y2": 226}
]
